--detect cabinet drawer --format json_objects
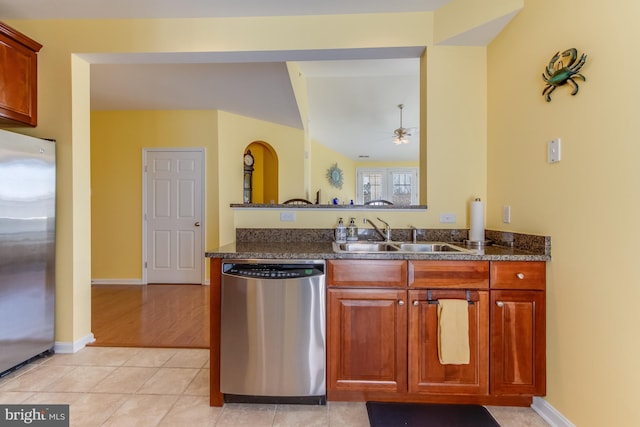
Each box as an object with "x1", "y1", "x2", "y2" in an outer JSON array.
[
  {"x1": 490, "y1": 261, "x2": 546, "y2": 290},
  {"x1": 327, "y1": 259, "x2": 406, "y2": 287},
  {"x1": 408, "y1": 260, "x2": 489, "y2": 289}
]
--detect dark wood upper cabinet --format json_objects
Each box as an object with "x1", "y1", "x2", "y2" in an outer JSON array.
[{"x1": 0, "y1": 22, "x2": 42, "y2": 127}]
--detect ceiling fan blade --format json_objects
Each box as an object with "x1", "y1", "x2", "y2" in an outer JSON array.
[{"x1": 394, "y1": 127, "x2": 412, "y2": 137}]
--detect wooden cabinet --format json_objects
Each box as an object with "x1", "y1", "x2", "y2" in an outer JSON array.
[
  {"x1": 0, "y1": 22, "x2": 42, "y2": 127},
  {"x1": 326, "y1": 260, "x2": 407, "y2": 396},
  {"x1": 408, "y1": 288, "x2": 489, "y2": 395},
  {"x1": 490, "y1": 261, "x2": 546, "y2": 396},
  {"x1": 326, "y1": 259, "x2": 546, "y2": 405},
  {"x1": 327, "y1": 288, "x2": 407, "y2": 394},
  {"x1": 407, "y1": 261, "x2": 490, "y2": 395}
]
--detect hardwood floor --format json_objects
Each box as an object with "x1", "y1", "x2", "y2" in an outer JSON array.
[{"x1": 90, "y1": 284, "x2": 210, "y2": 348}]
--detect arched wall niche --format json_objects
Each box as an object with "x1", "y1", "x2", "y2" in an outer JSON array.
[{"x1": 246, "y1": 140, "x2": 278, "y2": 204}]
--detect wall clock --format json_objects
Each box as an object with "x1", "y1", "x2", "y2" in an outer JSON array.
[
  {"x1": 326, "y1": 163, "x2": 343, "y2": 189},
  {"x1": 243, "y1": 150, "x2": 254, "y2": 203}
]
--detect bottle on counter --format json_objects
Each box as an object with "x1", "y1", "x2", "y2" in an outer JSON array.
[
  {"x1": 335, "y1": 217, "x2": 347, "y2": 243},
  {"x1": 347, "y1": 217, "x2": 358, "y2": 241}
]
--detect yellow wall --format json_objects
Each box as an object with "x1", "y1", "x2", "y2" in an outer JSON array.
[
  {"x1": 434, "y1": 0, "x2": 523, "y2": 44},
  {"x1": 217, "y1": 110, "x2": 306, "y2": 244},
  {"x1": 91, "y1": 110, "x2": 307, "y2": 278},
  {"x1": 90, "y1": 110, "x2": 219, "y2": 280},
  {"x1": 487, "y1": 1, "x2": 640, "y2": 425},
  {"x1": 310, "y1": 139, "x2": 356, "y2": 204}
]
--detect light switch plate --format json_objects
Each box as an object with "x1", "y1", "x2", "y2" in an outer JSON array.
[
  {"x1": 548, "y1": 138, "x2": 561, "y2": 163},
  {"x1": 503, "y1": 205, "x2": 511, "y2": 224}
]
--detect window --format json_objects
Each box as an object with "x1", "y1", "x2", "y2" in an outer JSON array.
[{"x1": 356, "y1": 167, "x2": 418, "y2": 205}]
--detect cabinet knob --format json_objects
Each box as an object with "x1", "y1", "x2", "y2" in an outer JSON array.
[
  {"x1": 413, "y1": 300, "x2": 419, "y2": 306},
  {"x1": 398, "y1": 300, "x2": 405, "y2": 306},
  {"x1": 194, "y1": 222, "x2": 201, "y2": 227},
  {"x1": 516, "y1": 273, "x2": 524, "y2": 279},
  {"x1": 496, "y1": 301, "x2": 504, "y2": 307}
]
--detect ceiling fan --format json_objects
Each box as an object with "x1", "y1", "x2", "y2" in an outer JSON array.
[{"x1": 393, "y1": 104, "x2": 414, "y2": 145}]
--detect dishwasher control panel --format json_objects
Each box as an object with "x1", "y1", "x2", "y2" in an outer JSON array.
[{"x1": 222, "y1": 261, "x2": 325, "y2": 280}]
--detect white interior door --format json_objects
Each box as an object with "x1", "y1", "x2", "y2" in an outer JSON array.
[{"x1": 144, "y1": 149, "x2": 204, "y2": 284}]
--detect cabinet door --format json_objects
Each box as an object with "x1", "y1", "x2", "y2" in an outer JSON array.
[
  {"x1": 490, "y1": 290, "x2": 546, "y2": 395},
  {"x1": 327, "y1": 288, "x2": 407, "y2": 393},
  {"x1": 0, "y1": 23, "x2": 41, "y2": 127},
  {"x1": 408, "y1": 289, "x2": 489, "y2": 395}
]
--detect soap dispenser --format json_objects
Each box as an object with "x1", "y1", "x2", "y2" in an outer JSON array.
[
  {"x1": 347, "y1": 217, "x2": 358, "y2": 241},
  {"x1": 335, "y1": 217, "x2": 347, "y2": 243}
]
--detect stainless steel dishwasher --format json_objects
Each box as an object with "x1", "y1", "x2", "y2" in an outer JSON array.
[{"x1": 220, "y1": 259, "x2": 326, "y2": 404}]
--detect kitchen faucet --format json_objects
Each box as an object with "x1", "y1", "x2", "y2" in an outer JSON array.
[
  {"x1": 408, "y1": 225, "x2": 418, "y2": 243},
  {"x1": 363, "y1": 217, "x2": 392, "y2": 242}
]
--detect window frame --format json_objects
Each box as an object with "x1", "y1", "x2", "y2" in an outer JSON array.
[{"x1": 355, "y1": 167, "x2": 419, "y2": 205}]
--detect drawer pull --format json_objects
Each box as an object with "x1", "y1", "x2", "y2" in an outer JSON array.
[
  {"x1": 413, "y1": 300, "x2": 419, "y2": 306},
  {"x1": 496, "y1": 301, "x2": 504, "y2": 307},
  {"x1": 398, "y1": 300, "x2": 405, "y2": 306},
  {"x1": 516, "y1": 273, "x2": 525, "y2": 279}
]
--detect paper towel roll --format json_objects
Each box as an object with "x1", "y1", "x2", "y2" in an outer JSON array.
[{"x1": 469, "y1": 198, "x2": 485, "y2": 243}]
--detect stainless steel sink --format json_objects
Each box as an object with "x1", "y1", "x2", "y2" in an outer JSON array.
[
  {"x1": 397, "y1": 243, "x2": 467, "y2": 252},
  {"x1": 333, "y1": 241, "x2": 474, "y2": 254},
  {"x1": 334, "y1": 242, "x2": 400, "y2": 252}
]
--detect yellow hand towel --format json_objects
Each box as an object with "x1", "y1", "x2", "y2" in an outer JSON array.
[{"x1": 437, "y1": 299, "x2": 470, "y2": 365}]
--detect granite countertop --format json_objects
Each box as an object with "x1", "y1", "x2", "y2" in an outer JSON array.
[
  {"x1": 205, "y1": 241, "x2": 549, "y2": 261},
  {"x1": 205, "y1": 228, "x2": 551, "y2": 262}
]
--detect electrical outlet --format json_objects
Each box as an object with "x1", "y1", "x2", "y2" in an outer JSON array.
[
  {"x1": 280, "y1": 212, "x2": 295, "y2": 222},
  {"x1": 439, "y1": 213, "x2": 456, "y2": 223}
]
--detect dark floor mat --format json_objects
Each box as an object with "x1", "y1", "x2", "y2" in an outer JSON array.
[{"x1": 366, "y1": 402, "x2": 501, "y2": 427}]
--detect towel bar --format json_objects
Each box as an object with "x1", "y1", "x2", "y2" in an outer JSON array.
[{"x1": 426, "y1": 289, "x2": 475, "y2": 305}]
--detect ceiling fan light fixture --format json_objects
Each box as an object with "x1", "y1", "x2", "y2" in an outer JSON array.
[
  {"x1": 392, "y1": 104, "x2": 411, "y2": 145},
  {"x1": 393, "y1": 135, "x2": 408, "y2": 145}
]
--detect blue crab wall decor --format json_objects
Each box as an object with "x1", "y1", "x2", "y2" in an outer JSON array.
[{"x1": 542, "y1": 48, "x2": 587, "y2": 102}]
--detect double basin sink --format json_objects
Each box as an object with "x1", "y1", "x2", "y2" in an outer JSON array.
[{"x1": 333, "y1": 241, "x2": 475, "y2": 254}]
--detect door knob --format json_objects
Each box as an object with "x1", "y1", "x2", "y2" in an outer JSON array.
[{"x1": 194, "y1": 222, "x2": 201, "y2": 227}]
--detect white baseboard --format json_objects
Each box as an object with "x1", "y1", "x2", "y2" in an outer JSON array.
[
  {"x1": 91, "y1": 279, "x2": 210, "y2": 285},
  {"x1": 54, "y1": 333, "x2": 95, "y2": 354},
  {"x1": 532, "y1": 397, "x2": 575, "y2": 427},
  {"x1": 91, "y1": 279, "x2": 144, "y2": 285}
]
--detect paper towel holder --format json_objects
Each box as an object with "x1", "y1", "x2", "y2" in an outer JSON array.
[
  {"x1": 464, "y1": 239, "x2": 490, "y2": 248},
  {"x1": 466, "y1": 197, "x2": 488, "y2": 248}
]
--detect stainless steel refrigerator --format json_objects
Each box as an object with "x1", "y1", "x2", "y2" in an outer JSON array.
[{"x1": 0, "y1": 129, "x2": 56, "y2": 374}]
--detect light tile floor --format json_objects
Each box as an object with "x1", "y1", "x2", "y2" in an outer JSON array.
[{"x1": 0, "y1": 347, "x2": 549, "y2": 427}]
